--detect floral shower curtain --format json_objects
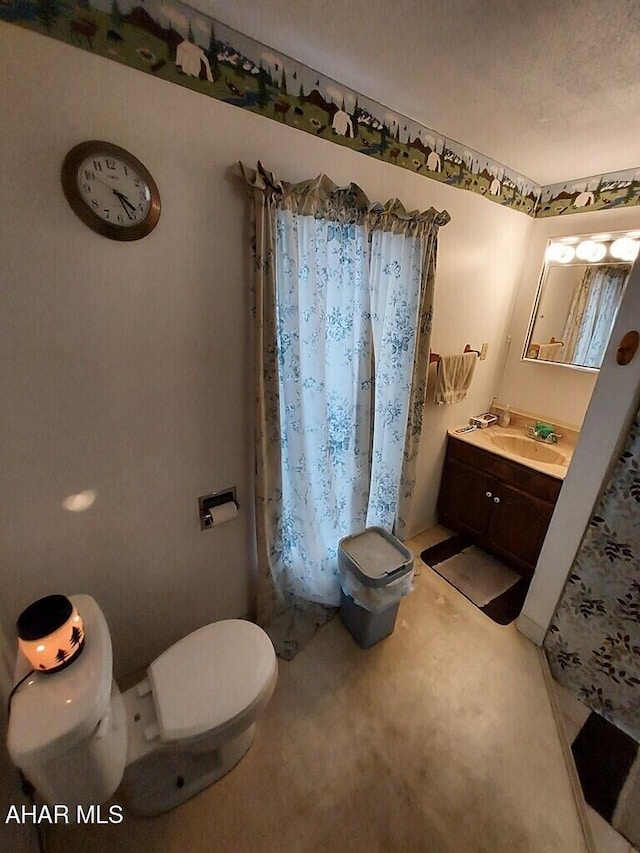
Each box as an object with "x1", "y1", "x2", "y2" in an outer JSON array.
[
  {"x1": 544, "y1": 406, "x2": 640, "y2": 741},
  {"x1": 366, "y1": 205, "x2": 441, "y2": 535},
  {"x1": 272, "y1": 201, "x2": 373, "y2": 607},
  {"x1": 238, "y1": 163, "x2": 449, "y2": 657}
]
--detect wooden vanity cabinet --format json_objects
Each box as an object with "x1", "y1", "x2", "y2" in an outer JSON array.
[{"x1": 437, "y1": 436, "x2": 562, "y2": 577}]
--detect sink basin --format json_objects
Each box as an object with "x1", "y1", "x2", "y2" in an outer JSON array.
[{"x1": 489, "y1": 434, "x2": 568, "y2": 465}]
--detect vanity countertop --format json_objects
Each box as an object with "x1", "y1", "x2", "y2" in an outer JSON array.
[{"x1": 447, "y1": 424, "x2": 574, "y2": 480}]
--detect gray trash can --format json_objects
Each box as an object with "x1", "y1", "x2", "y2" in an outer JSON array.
[{"x1": 338, "y1": 526, "x2": 413, "y2": 648}]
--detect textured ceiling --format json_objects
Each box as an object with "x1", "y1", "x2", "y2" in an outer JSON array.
[{"x1": 199, "y1": 0, "x2": 640, "y2": 185}]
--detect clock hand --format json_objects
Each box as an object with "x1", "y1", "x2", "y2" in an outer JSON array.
[
  {"x1": 91, "y1": 177, "x2": 137, "y2": 210},
  {"x1": 113, "y1": 190, "x2": 137, "y2": 212},
  {"x1": 93, "y1": 175, "x2": 121, "y2": 193},
  {"x1": 116, "y1": 195, "x2": 134, "y2": 220}
]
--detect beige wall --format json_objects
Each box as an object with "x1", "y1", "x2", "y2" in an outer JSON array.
[
  {"x1": 0, "y1": 617, "x2": 13, "y2": 708},
  {"x1": 499, "y1": 207, "x2": 640, "y2": 427},
  {"x1": 1, "y1": 24, "x2": 534, "y2": 675}
]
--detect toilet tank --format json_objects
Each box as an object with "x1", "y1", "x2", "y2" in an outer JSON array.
[{"x1": 6, "y1": 594, "x2": 128, "y2": 808}]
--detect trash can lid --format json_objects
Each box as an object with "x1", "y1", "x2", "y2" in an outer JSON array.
[{"x1": 339, "y1": 527, "x2": 412, "y2": 587}]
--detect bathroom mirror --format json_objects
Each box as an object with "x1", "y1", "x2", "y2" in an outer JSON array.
[{"x1": 523, "y1": 231, "x2": 638, "y2": 370}]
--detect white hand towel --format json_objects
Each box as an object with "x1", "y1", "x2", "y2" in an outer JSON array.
[
  {"x1": 433, "y1": 352, "x2": 477, "y2": 405},
  {"x1": 537, "y1": 342, "x2": 564, "y2": 361}
]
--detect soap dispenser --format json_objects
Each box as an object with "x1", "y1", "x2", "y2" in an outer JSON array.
[{"x1": 498, "y1": 405, "x2": 511, "y2": 428}]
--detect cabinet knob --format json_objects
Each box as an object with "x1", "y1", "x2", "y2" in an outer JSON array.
[
  {"x1": 493, "y1": 496, "x2": 500, "y2": 504},
  {"x1": 485, "y1": 491, "x2": 492, "y2": 498}
]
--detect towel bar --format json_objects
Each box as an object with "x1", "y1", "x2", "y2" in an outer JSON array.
[{"x1": 429, "y1": 343, "x2": 480, "y2": 364}]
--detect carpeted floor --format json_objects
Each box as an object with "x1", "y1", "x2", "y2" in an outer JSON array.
[
  {"x1": 42, "y1": 526, "x2": 588, "y2": 853},
  {"x1": 421, "y1": 535, "x2": 530, "y2": 625}
]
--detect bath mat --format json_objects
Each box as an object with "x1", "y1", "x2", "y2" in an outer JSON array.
[
  {"x1": 570, "y1": 711, "x2": 640, "y2": 847},
  {"x1": 420, "y1": 536, "x2": 529, "y2": 624}
]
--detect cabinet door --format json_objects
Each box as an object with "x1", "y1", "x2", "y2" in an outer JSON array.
[
  {"x1": 438, "y1": 457, "x2": 495, "y2": 539},
  {"x1": 485, "y1": 483, "x2": 555, "y2": 575}
]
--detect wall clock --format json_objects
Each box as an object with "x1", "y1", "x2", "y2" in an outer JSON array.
[{"x1": 61, "y1": 141, "x2": 161, "y2": 241}]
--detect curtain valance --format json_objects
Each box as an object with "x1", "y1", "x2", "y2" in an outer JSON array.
[{"x1": 237, "y1": 161, "x2": 450, "y2": 233}]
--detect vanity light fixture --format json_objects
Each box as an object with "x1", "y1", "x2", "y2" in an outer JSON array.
[
  {"x1": 610, "y1": 237, "x2": 640, "y2": 262},
  {"x1": 575, "y1": 240, "x2": 606, "y2": 262},
  {"x1": 545, "y1": 242, "x2": 575, "y2": 264},
  {"x1": 17, "y1": 595, "x2": 85, "y2": 673}
]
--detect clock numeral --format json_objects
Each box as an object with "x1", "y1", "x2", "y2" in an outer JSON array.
[
  {"x1": 103, "y1": 210, "x2": 110, "y2": 219},
  {"x1": 91, "y1": 199, "x2": 99, "y2": 208},
  {"x1": 105, "y1": 159, "x2": 116, "y2": 170},
  {"x1": 93, "y1": 160, "x2": 103, "y2": 171},
  {"x1": 116, "y1": 214, "x2": 124, "y2": 223},
  {"x1": 81, "y1": 183, "x2": 92, "y2": 194},
  {"x1": 133, "y1": 178, "x2": 141, "y2": 187},
  {"x1": 84, "y1": 170, "x2": 96, "y2": 181}
]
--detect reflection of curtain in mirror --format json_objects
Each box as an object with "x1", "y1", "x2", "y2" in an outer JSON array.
[{"x1": 562, "y1": 266, "x2": 627, "y2": 367}]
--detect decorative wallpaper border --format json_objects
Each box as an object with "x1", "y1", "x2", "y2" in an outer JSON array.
[
  {"x1": 2, "y1": 0, "x2": 639, "y2": 218},
  {"x1": 537, "y1": 168, "x2": 640, "y2": 218}
]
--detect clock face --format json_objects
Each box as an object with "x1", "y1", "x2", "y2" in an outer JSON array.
[
  {"x1": 61, "y1": 141, "x2": 161, "y2": 241},
  {"x1": 77, "y1": 154, "x2": 152, "y2": 227}
]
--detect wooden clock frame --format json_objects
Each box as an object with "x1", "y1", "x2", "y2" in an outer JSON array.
[{"x1": 61, "y1": 140, "x2": 161, "y2": 241}]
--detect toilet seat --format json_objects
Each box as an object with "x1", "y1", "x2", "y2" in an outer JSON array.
[{"x1": 148, "y1": 620, "x2": 276, "y2": 743}]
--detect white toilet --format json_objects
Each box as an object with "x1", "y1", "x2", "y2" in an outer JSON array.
[{"x1": 7, "y1": 594, "x2": 277, "y2": 816}]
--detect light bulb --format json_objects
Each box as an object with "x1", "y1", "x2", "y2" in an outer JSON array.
[
  {"x1": 546, "y1": 243, "x2": 575, "y2": 263},
  {"x1": 576, "y1": 240, "x2": 606, "y2": 262},
  {"x1": 610, "y1": 238, "x2": 639, "y2": 262}
]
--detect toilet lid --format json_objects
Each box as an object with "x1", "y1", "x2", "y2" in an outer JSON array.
[{"x1": 148, "y1": 620, "x2": 276, "y2": 742}]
